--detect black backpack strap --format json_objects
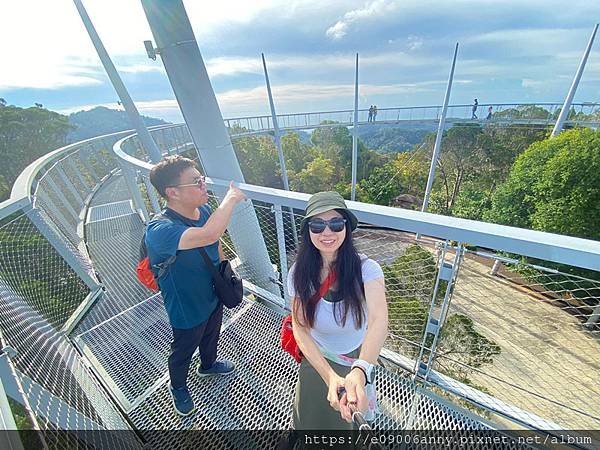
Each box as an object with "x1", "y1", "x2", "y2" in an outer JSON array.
[
  {"x1": 147, "y1": 211, "x2": 178, "y2": 280},
  {"x1": 198, "y1": 247, "x2": 218, "y2": 276}
]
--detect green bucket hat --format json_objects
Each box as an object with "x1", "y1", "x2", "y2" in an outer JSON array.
[{"x1": 301, "y1": 191, "x2": 358, "y2": 231}]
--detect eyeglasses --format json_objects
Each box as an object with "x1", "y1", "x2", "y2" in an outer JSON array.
[
  {"x1": 169, "y1": 175, "x2": 206, "y2": 189},
  {"x1": 308, "y1": 217, "x2": 346, "y2": 234}
]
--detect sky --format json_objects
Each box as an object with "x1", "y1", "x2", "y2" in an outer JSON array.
[{"x1": 1, "y1": 0, "x2": 599, "y2": 123}]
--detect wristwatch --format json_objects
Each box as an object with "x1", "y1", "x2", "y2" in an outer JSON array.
[{"x1": 351, "y1": 359, "x2": 374, "y2": 385}]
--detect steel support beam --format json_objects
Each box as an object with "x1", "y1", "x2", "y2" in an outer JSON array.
[{"x1": 552, "y1": 24, "x2": 598, "y2": 137}]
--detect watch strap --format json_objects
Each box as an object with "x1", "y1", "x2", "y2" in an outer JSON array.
[{"x1": 351, "y1": 359, "x2": 374, "y2": 385}]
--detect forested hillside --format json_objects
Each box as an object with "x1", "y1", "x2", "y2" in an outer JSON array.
[
  {"x1": 0, "y1": 103, "x2": 72, "y2": 200},
  {"x1": 67, "y1": 106, "x2": 168, "y2": 142}
]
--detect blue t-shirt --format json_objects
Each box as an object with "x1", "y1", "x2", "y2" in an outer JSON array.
[{"x1": 145, "y1": 205, "x2": 220, "y2": 329}]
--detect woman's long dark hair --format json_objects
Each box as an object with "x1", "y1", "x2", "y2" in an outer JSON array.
[{"x1": 292, "y1": 209, "x2": 365, "y2": 329}]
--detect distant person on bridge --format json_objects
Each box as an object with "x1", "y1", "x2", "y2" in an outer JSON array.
[
  {"x1": 368, "y1": 105, "x2": 374, "y2": 122},
  {"x1": 472, "y1": 98, "x2": 478, "y2": 119},
  {"x1": 487, "y1": 105, "x2": 493, "y2": 120},
  {"x1": 372, "y1": 105, "x2": 378, "y2": 122},
  {"x1": 286, "y1": 191, "x2": 388, "y2": 432},
  {"x1": 146, "y1": 155, "x2": 246, "y2": 417}
]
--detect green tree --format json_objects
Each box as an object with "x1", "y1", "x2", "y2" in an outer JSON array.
[
  {"x1": 282, "y1": 132, "x2": 314, "y2": 174},
  {"x1": 358, "y1": 164, "x2": 404, "y2": 205},
  {"x1": 233, "y1": 135, "x2": 283, "y2": 188},
  {"x1": 529, "y1": 129, "x2": 600, "y2": 239},
  {"x1": 0, "y1": 105, "x2": 73, "y2": 201},
  {"x1": 311, "y1": 122, "x2": 375, "y2": 184},
  {"x1": 493, "y1": 105, "x2": 553, "y2": 120},
  {"x1": 290, "y1": 155, "x2": 336, "y2": 193},
  {"x1": 486, "y1": 128, "x2": 600, "y2": 240},
  {"x1": 435, "y1": 125, "x2": 490, "y2": 214},
  {"x1": 436, "y1": 315, "x2": 501, "y2": 383}
]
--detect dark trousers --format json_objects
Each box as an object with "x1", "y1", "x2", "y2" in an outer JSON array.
[{"x1": 168, "y1": 303, "x2": 223, "y2": 389}]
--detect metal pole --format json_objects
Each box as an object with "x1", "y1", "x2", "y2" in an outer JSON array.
[
  {"x1": 72, "y1": 0, "x2": 162, "y2": 163},
  {"x1": 551, "y1": 24, "x2": 598, "y2": 137},
  {"x1": 261, "y1": 53, "x2": 299, "y2": 247},
  {"x1": 421, "y1": 43, "x2": 458, "y2": 213},
  {"x1": 261, "y1": 54, "x2": 291, "y2": 191},
  {"x1": 351, "y1": 53, "x2": 359, "y2": 201},
  {"x1": 273, "y1": 205, "x2": 290, "y2": 308},
  {"x1": 141, "y1": 0, "x2": 278, "y2": 295}
]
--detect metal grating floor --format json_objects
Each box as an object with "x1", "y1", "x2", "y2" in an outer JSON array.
[
  {"x1": 92, "y1": 175, "x2": 132, "y2": 205},
  {"x1": 88, "y1": 200, "x2": 135, "y2": 222},
  {"x1": 76, "y1": 186, "x2": 154, "y2": 334},
  {"x1": 76, "y1": 292, "x2": 501, "y2": 446}
]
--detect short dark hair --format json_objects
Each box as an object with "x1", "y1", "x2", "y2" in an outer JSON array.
[{"x1": 149, "y1": 155, "x2": 197, "y2": 198}]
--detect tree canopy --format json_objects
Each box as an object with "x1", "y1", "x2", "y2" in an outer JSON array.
[
  {"x1": 486, "y1": 128, "x2": 600, "y2": 241},
  {"x1": 0, "y1": 104, "x2": 73, "y2": 201}
]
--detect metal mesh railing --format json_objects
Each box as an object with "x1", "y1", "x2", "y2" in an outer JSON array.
[
  {"x1": 0, "y1": 212, "x2": 89, "y2": 330},
  {"x1": 0, "y1": 212, "x2": 139, "y2": 448},
  {"x1": 2, "y1": 114, "x2": 598, "y2": 445},
  {"x1": 113, "y1": 118, "x2": 600, "y2": 434},
  {"x1": 198, "y1": 190, "x2": 600, "y2": 433},
  {"x1": 434, "y1": 250, "x2": 600, "y2": 429},
  {"x1": 0, "y1": 132, "x2": 146, "y2": 448}
]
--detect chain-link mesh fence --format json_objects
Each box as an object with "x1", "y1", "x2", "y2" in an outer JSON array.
[
  {"x1": 201, "y1": 190, "x2": 599, "y2": 434},
  {"x1": 0, "y1": 135, "x2": 144, "y2": 448},
  {"x1": 0, "y1": 211, "x2": 139, "y2": 448},
  {"x1": 433, "y1": 249, "x2": 600, "y2": 430}
]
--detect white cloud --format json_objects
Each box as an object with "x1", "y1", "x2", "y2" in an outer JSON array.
[
  {"x1": 407, "y1": 35, "x2": 423, "y2": 51},
  {"x1": 206, "y1": 57, "x2": 262, "y2": 77},
  {"x1": 326, "y1": 21, "x2": 349, "y2": 40},
  {"x1": 326, "y1": 0, "x2": 401, "y2": 40}
]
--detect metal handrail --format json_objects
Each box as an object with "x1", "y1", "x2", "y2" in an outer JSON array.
[{"x1": 222, "y1": 101, "x2": 598, "y2": 124}]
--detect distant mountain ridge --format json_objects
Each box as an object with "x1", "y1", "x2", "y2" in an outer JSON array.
[{"x1": 67, "y1": 106, "x2": 169, "y2": 143}]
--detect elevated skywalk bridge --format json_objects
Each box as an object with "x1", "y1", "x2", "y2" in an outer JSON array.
[
  {"x1": 0, "y1": 113, "x2": 599, "y2": 449},
  {"x1": 222, "y1": 103, "x2": 600, "y2": 137}
]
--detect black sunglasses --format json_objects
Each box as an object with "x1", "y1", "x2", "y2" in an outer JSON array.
[
  {"x1": 169, "y1": 175, "x2": 206, "y2": 188},
  {"x1": 308, "y1": 217, "x2": 347, "y2": 234}
]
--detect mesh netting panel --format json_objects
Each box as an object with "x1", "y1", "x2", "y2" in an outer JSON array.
[
  {"x1": 36, "y1": 172, "x2": 81, "y2": 249},
  {"x1": 62, "y1": 153, "x2": 92, "y2": 198},
  {"x1": 69, "y1": 151, "x2": 98, "y2": 192},
  {"x1": 0, "y1": 213, "x2": 88, "y2": 329},
  {"x1": 0, "y1": 214, "x2": 137, "y2": 448},
  {"x1": 434, "y1": 250, "x2": 600, "y2": 429}
]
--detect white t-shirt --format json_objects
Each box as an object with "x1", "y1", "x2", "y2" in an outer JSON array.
[{"x1": 287, "y1": 256, "x2": 384, "y2": 355}]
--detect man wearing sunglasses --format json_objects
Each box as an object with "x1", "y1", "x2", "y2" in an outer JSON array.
[{"x1": 146, "y1": 155, "x2": 246, "y2": 416}]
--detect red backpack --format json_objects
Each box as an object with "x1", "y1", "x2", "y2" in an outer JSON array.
[{"x1": 136, "y1": 213, "x2": 176, "y2": 291}]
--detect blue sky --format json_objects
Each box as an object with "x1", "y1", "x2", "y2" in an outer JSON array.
[{"x1": 1, "y1": 0, "x2": 599, "y2": 122}]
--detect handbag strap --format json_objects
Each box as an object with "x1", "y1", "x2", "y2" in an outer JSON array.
[
  {"x1": 312, "y1": 270, "x2": 337, "y2": 304},
  {"x1": 199, "y1": 247, "x2": 219, "y2": 277}
]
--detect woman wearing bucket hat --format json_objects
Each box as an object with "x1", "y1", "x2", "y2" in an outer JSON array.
[{"x1": 286, "y1": 191, "x2": 388, "y2": 431}]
